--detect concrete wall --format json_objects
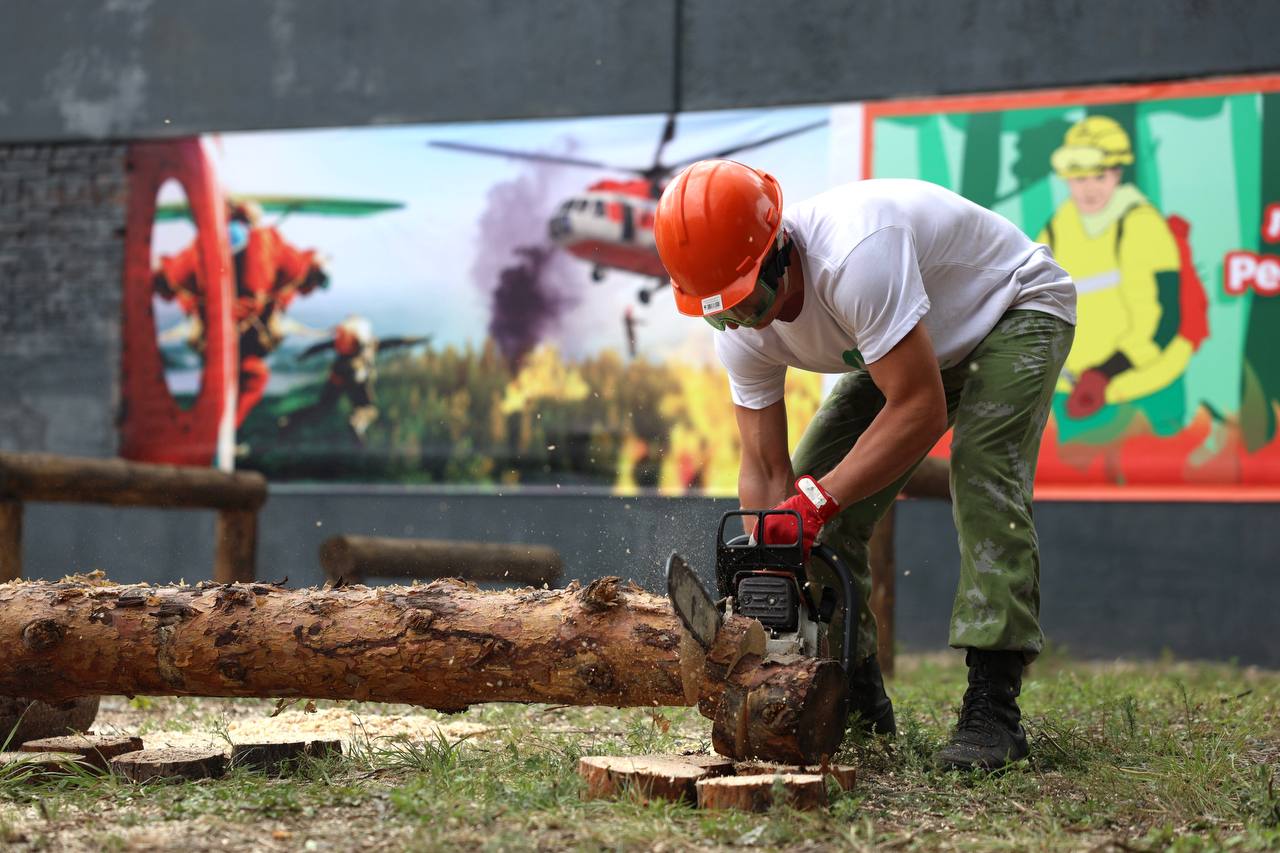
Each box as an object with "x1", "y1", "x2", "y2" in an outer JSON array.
[
  {"x1": 17, "y1": 491, "x2": 1279, "y2": 667},
  {"x1": 0, "y1": 143, "x2": 127, "y2": 456},
  {"x1": 1, "y1": 1, "x2": 1277, "y2": 142}
]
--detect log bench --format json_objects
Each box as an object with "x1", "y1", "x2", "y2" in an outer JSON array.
[{"x1": 0, "y1": 451, "x2": 267, "y2": 584}]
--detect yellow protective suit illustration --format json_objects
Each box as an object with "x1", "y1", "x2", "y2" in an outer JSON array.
[{"x1": 1038, "y1": 116, "x2": 1207, "y2": 438}]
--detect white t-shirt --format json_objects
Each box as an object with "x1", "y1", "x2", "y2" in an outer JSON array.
[{"x1": 716, "y1": 179, "x2": 1076, "y2": 409}]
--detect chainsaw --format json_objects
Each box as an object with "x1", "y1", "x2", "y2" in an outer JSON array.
[{"x1": 666, "y1": 509, "x2": 857, "y2": 674}]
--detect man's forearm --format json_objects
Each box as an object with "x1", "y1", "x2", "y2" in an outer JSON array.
[
  {"x1": 738, "y1": 463, "x2": 795, "y2": 535},
  {"x1": 818, "y1": 399, "x2": 946, "y2": 507}
]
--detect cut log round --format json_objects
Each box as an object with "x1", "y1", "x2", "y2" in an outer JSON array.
[
  {"x1": 19, "y1": 734, "x2": 143, "y2": 770},
  {"x1": 695, "y1": 773, "x2": 828, "y2": 812},
  {"x1": 652, "y1": 753, "x2": 735, "y2": 776},
  {"x1": 0, "y1": 750, "x2": 92, "y2": 779},
  {"x1": 0, "y1": 696, "x2": 99, "y2": 746},
  {"x1": 0, "y1": 578, "x2": 847, "y2": 764},
  {"x1": 578, "y1": 755, "x2": 710, "y2": 803},
  {"x1": 710, "y1": 654, "x2": 848, "y2": 765},
  {"x1": 230, "y1": 738, "x2": 342, "y2": 774},
  {"x1": 110, "y1": 747, "x2": 227, "y2": 782},
  {"x1": 734, "y1": 761, "x2": 856, "y2": 791}
]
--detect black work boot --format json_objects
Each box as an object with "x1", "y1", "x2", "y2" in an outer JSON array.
[
  {"x1": 934, "y1": 649, "x2": 1029, "y2": 770},
  {"x1": 847, "y1": 655, "x2": 896, "y2": 737}
]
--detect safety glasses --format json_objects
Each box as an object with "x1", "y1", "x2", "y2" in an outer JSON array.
[{"x1": 702, "y1": 235, "x2": 791, "y2": 331}]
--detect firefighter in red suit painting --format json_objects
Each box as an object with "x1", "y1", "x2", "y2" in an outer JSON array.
[{"x1": 152, "y1": 200, "x2": 329, "y2": 425}]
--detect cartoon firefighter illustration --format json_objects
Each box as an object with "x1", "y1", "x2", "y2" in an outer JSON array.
[
  {"x1": 152, "y1": 199, "x2": 329, "y2": 426},
  {"x1": 278, "y1": 315, "x2": 429, "y2": 444},
  {"x1": 1039, "y1": 115, "x2": 1208, "y2": 435}
]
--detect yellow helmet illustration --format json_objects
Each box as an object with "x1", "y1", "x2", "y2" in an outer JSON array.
[{"x1": 1051, "y1": 115, "x2": 1134, "y2": 178}]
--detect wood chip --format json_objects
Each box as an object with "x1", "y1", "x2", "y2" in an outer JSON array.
[
  {"x1": 230, "y1": 738, "x2": 342, "y2": 774},
  {"x1": 19, "y1": 734, "x2": 144, "y2": 770},
  {"x1": 110, "y1": 747, "x2": 226, "y2": 782},
  {"x1": 696, "y1": 773, "x2": 828, "y2": 812},
  {"x1": 734, "y1": 760, "x2": 856, "y2": 790},
  {"x1": 0, "y1": 750, "x2": 92, "y2": 779},
  {"x1": 578, "y1": 755, "x2": 712, "y2": 804}
]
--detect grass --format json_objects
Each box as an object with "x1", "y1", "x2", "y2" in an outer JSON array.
[{"x1": 0, "y1": 653, "x2": 1277, "y2": 851}]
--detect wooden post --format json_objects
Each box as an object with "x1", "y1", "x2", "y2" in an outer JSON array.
[
  {"x1": 214, "y1": 509, "x2": 257, "y2": 584},
  {"x1": 0, "y1": 499, "x2": 21, "y2": 582},
  {"x1": 868, "y1": 504, "x2": 896, "y2": 677}
]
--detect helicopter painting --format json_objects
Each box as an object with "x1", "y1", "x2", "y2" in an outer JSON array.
[{"x1": 430, "y1": 114, "x2": 825, "y2": 304}]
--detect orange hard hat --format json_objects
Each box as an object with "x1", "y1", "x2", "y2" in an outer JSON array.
[{"x1": 654, "y1": 159, "x2": 783, "y2": 318}]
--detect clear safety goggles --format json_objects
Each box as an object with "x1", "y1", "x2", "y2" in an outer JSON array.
[{"x1": 702, "y1": 234, "x2": 791, "y2": 332}]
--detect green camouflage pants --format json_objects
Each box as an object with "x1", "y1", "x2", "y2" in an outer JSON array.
[{"x1": 792, "y1": 310, "x2": 1074, "y2": 664}]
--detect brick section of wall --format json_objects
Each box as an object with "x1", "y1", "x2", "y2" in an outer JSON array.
[{"x1": 0, "y1": 143, "x2": 128, "y2": 456}]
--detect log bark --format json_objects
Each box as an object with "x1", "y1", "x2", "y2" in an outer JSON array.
[
  {"x1": 695, "y1": 774, "x2": 828, "y2": 811},
  {"x1": 0, "y1": 451, "x2": 266, "y2": 510},
  {"x1": 320, "y1": 535, "x2": 562, "y2": 586},
  {"x1": 0, "y1": 577, "x2": 847, "y2": 763}
]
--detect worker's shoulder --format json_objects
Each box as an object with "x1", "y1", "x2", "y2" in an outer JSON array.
[{"x1": 1120, "y1": 202, "x2": 1173, "y2": 232}]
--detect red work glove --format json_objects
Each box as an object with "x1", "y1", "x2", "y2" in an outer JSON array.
[
  {"x1": 1066, "y1": 369, "x2": 1109, "y2": 419},
  {"x1": 760, "y1": 476, "x2": 841, "y2": 559}
]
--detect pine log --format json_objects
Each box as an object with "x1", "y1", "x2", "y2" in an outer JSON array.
[
  {"x1": 0, "y1": 577, "x2": 847, "y2": 763},
  {"x1": 110, "y1": 748, "x2": 227, "y2": 782},
  {"x1": 578, "y1": 755, "x2": 710, "y2": 803},
  {"x1": 695, "y1": 774, "x2": 828, "y2": 812},
  {"x1": 19, "y1": 734, "x2": 144, "y2": 770},
  {"x1": 320, "y1": 535, "x2": 562, "y2": 586}
]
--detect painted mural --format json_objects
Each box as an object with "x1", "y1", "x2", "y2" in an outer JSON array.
[
  {"x1": 865, "y1": 75, "x2": 1280, "y2": 495},
  {"x1": 122, "y1": 74, "x2": 1280, "y2": 497},
  {"x1": 131, "y1": 106, "x2": 847, "y2": 492}
]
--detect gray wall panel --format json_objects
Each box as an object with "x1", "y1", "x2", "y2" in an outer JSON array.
[
  {"x1": 0, "y1": 0, "x2": 676, "y2": 142},
  {"x1": 682, "y1": 1, "x2": 1280, "y2": 110},
  {"x1": 16, "y1": 491, "x2": 1280, "y2": 666},
  {"x1": 4, "y1": 1, "x2": 1280, "y2": 143}
]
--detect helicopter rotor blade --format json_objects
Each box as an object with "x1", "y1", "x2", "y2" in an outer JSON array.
[
  {"x1": 649, "y1": 113, "x2": 678, "y2": 174},
  {"x1": 428, "y1": 140, "x2": 642, "y2": 174},
  {"x1": 665, "y1": 119, "x2": 828, "y2": 172}
]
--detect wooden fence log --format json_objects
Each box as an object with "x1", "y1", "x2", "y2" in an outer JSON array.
[
  {"x1": 320, "y1": 535, "x2": 563, "y2": 586},
  {"x1": 0, "y1": 451, "x2": 266, "y2": 511},
  {"x1": 0, "y1": 577, "x2": 847, "y2": 764}
]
